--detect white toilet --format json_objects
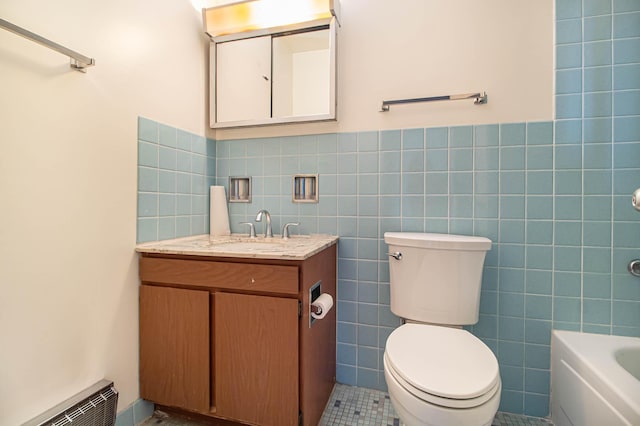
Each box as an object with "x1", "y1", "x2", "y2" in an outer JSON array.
[{"x1": 383, "y1": 232, "x2": 501, "y2": 426}]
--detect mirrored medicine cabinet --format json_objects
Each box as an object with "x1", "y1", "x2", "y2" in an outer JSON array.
[{"x1": 204, "y1": 0, "x2": 339, "y2": 129}]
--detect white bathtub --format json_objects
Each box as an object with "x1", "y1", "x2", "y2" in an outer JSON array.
[{"x1": 551, "y1": 330, "x2": 640, "y2": 426}]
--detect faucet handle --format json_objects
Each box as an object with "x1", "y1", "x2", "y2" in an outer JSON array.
[
  {"x1": 239, "y1": 222, "x2": 256, "y2": 238},
  {"x1": 282, "y1": 222, "x2": 299, "y2": 239}
]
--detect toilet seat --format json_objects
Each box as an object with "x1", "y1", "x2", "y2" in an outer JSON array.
[
  {"x1": 384, "y1": 353, "x2": 501, "y2": 409},
  {"x1": 384, "y1": 324, "x2": 500, "y2": 409}
]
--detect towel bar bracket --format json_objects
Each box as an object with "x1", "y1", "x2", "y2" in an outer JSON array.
[{"x1": 70, "y1": 58, "x2": 96, "y2": 73}]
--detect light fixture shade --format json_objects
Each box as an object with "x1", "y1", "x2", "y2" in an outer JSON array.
[{"x1": 203, "y1": 0, "x2": 339, "y2": 38}]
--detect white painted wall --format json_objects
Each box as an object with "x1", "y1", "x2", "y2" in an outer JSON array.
[
  {"x1": 0, "y1": 1, "x2": 208, "y2": 424},
  {"x1": 216, "y1": 0, "x2": 554, "y2": 140}
]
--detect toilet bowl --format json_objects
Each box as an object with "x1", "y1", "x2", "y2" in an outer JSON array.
[
  {"x1": 383, "y1": 232, "x2": 500, "y2": 426},
  {"x1": 383, "y1": 324, "x2": 500, "y2": 426}
]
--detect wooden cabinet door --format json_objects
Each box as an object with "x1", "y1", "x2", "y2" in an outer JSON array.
[
  {"x1": 139, "y1": 285, "x2": 210, "y2": 413},
  {"x1": 215, "y1": 36, "x2": 271, "y2": 123},
  {"x1": 214, "y1": 292, "x2": 299, "y2": 426}
]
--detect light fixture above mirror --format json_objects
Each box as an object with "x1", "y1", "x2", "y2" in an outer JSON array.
[{"x1": 203, "y1": 0, "x2": 340, "y2": 38}]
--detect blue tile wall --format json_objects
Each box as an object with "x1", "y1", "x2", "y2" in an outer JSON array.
[
  {"x1": 137, "y1": 117, "x2": 215, "y2": 243},
  {"x1": 213, "y1": 114, "x2": 638, "y2": 418},
  {"x1": 555, "y1": 0, "x2": 640, "y2": 350}
]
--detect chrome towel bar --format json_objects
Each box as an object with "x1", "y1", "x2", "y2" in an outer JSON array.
[
  {"x1": 0, "y1": 18, "x2": 95, "y2": 72},
  {"x1": 380, "y1": 91, "x2": 487, "y2": 112}
]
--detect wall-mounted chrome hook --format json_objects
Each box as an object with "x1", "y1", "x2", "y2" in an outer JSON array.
[
  {"x1": 632, "y1": 188, "x2": 640, "y2": 211},
  {"x1": 629, "y1": 260, "x2": 640, "y2": 277}
]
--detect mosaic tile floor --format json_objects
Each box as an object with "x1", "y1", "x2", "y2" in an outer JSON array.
[
  {"x1": 140, "y1": 383, "x2": 553, "y2": 426},
  {"x1": 319, "y1": 384, "x2": 553, "y2": 426},
  {"x1": 318, "y1": 383, "x2": 398, "y2": 426}
]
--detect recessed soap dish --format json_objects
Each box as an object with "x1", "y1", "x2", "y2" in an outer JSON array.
[
  {"x1": 228, "y1": 176, "x2": 251, "y2": 202},
  {"x1": 293, "y1": 174, "x2": 318, "y2": 203}
]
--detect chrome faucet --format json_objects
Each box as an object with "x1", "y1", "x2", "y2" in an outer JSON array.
[{"x1": 255, "y1": 209, "x2": 273, "y2": 238}]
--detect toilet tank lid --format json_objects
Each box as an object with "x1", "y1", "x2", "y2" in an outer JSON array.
[{"x1": 384, "y1": 232, "x2": 491, "y2": 251}]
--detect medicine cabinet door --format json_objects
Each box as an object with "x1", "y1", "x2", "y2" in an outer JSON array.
[
  {"x1": 272, "y1": 28, "x2": 332, "y2": 119},
  {"x1": 215, "y1": 35, "x2": 271, "y2": 124}
]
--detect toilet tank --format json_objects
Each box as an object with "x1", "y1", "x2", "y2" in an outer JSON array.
[{"x1": 384, "y1": 232, "x2": 492, "y2": 326}]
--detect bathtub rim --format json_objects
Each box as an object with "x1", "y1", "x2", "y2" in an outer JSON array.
[{"x1": 551, "y1": 330, "x2": 640, "y2": 425}]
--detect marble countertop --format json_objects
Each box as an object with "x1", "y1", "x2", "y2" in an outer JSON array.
[{"x1": 136, "y1": 233, "x2": 339, "y2": 260}]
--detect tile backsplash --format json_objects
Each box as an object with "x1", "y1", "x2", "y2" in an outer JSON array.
[{"x1": 137, "y1": 117, "x2": 215, "y2": 243}]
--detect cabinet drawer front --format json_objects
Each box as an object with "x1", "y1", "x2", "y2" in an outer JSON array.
[{"x1": 140, "y1": 257, "x2": 298, "y2": 294}]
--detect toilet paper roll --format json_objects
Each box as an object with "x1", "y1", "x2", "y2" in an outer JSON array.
[
  {"x1": 210, "y1": 186, "x2": 231, "y2": 237},
  {"x1": 311, "y1": 293, "x2": 334, "y2": 320}
]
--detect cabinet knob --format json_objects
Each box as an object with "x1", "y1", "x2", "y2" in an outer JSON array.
[{"x1": 262, "y1": 75, "x2": 269, "y2": 81}]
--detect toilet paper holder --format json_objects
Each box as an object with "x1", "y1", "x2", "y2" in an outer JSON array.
[
  {"x1": 309, "y1": 280, "x2": 325, "y2": 327},
  {"x1": 309, "y1": 281, "x2": 322, "y2": 327}
]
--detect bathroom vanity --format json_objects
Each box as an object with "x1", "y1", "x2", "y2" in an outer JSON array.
[{"x1": 136, "y1": 234, "x2": 338, "y2": 426}]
